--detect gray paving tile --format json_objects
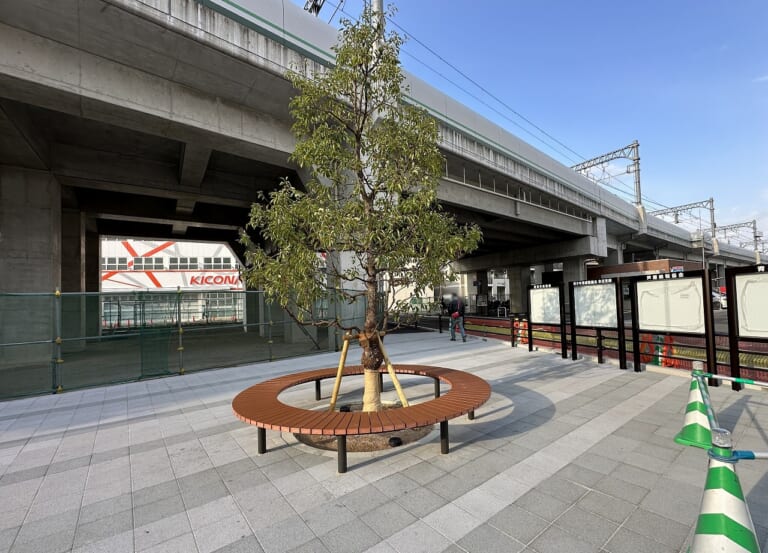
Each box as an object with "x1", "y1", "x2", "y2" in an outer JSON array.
[
  {"x1": 529, "y1": 525, "x2": 595, "y2": 553},
  {"x1": 425, "y1": 472, "x2": 479, "y2": 502},
  {"x1": 70, "y1": 531, "x2": 135, "y2": 553},
  {"x1": 594, "y1": 475, "x2": 650, "y2": 504},
  {"x1": 488, "y1": 504, "x2": 548, "y2": 544},
  {"x1": 535, "y1": 476, "x2": 588, "y2": 504},
  {"x1": 142, "y1": 531, "x2": 199, "y2": 553},
  {"x1": 514, "y1": 489, "x2": 569, "y2": 522},
  {"x1": 395, "y1": 487, "x2": 448, "y2": 518},
  {"x1": 572, "y1": 452, "x2": 620, "y2": 475},
  {"x1": 132, "y1": 480, "x2": 180, "y2": 508},
  {"x1": 555, "y1": 464, "x2": 603, "y2": 487},
  {"x1": 340, "y1": 484, "x2": 390, "y2": 516},
  {"x1": 257, "y1": 514, "x2": 315, "y2": 553},
  {"x1": 181, "y1": 480, "x2": 231, "y2": 510},
  {"x1": 0, "y1": 527, "x2": 18, "y2": 552},
  {"x1": 285, "y1": 482, "x2": 334, "y2": 514},
  {"x1": 457, "y1": 523, "x2": 525, "y2": 553},
  {"x1": 554, "y1": 506, "x2": 618, "y2": 547},
  {"x1": 14, "y1": 509, "x2": 78, "y2": 544},
  {"x1": 211, "y1": 535, "x2": 265, "y2": 553},
  {"x1": 386, "y1": 520, "x2": 452, "y2": 553},
  {"x1": 7, "y1": 527, "x2": 75, "y2": 553},
  {"x1": 133, "y1": 494, "x2": 185, "y2": 528},
  {"x1": 361, "y1": 501, "x2": 417, "y2": 539},
  {"x1": 192, "y1": 515, "x2": 252, "y2": 553},
  {"x1": 577, "y1": 491, "x2": 635, "y2": 524},
  {"x1": 604, "y1": 528, "x2": 676, "y2": 553},
  {"x1": 134, "y1": 512, "x2": 191, "y2": 551},
  {"x1": 302, "y1": 502, "x2": 356, "y2": 536},
  {"x1": 78, "y1": 494, "x2": 132, "y2": 525},
  {"x1": 401, "y1": 461, "x2": 447, "y2": 485},
  {"x1": 285, "y1": 538, "x2": 330, "y2": 553},
  {"x1": 320, "y1": 518, "x2": 381, "y2": 553},
  {"x1": 73, "y1": 510, "x2": 133, "y2": 549},
  {"x1": 610, "y1": 463, "x2": 660, "y2": 489},
  {"x1": 373, "y1": 473, "x2": 421, "y2": 499},
  {"x1": 623, "y1": 508, "x2": 690, "y2": 550}
]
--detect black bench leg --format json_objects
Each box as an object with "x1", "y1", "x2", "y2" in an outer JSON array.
[
  {"x1": 440, "y1": 420, "x2": 449, "y2": 454},
  {"x1": 434, "y1": 379, "x2": 440, "y2": 398},
  {"x1": 257, "y1": 427, "x2": 266, "y2": 454},
  {"x1": 315, "y1": 380, "x2": 321, "y2": 401},
  {"x1": 468, "y1": 410, "x2": 475, "y2": 421},
  {"x1": 378, "y1": 372, "x2": 384, "y2": 392},
  {"x1": 337, "y1": 436, "x2": 347, "y2": 473}
]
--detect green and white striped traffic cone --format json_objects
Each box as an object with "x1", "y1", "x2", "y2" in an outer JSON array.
[
  {"x1": 675, "y1": 375, "x2": 712, "y2": 449},
  {"x1": 689, "y1": 457, "x2": 760, "y2": 553}
]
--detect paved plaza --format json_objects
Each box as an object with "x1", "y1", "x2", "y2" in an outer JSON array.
[{"x1": 0, "y1": 332, "x2": 766, "y2": 553}]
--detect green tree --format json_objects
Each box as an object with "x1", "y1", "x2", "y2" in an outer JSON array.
[{"x1": 241, "y1": 6, "x2": 481, "y2": 411}]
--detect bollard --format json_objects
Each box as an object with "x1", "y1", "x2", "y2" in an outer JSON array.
[{"x1": 689, "y1": 428, "x2": 760, "y2": 553}]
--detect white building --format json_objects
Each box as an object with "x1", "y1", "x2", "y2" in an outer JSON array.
[{"x1": 100, "y1": 238, "x2": 243, "y2": 291}]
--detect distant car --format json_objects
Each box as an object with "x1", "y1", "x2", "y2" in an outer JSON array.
[{"x1": 712, "y1": 291, "x2": 727, "y2": 310}]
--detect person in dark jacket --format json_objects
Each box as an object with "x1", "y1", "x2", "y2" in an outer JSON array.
[{"x1": 447, "y1": 293, "x2": 466, "y2": 342}]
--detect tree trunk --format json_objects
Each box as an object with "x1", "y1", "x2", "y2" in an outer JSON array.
[{"x1": 361, "y1": 275, "x2": 383, "y2": 412}]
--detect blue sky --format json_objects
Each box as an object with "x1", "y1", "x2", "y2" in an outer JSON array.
[{"x1": 293, "y1": 1, "x2": 768, "y2": 242}]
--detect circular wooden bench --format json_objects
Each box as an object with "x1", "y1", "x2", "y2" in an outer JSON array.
[{"x1": 232, "y1": 364, "x2": 491, "y2": 473}]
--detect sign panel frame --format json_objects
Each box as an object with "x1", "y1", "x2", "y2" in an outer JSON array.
[
  {"x1": 568, "y1": 278, "x2": 626, "y2": 369},
  {"x1": 527, "y1": 283, "x2": 567, "y2": 359},
  {"x1": 725, "y1": 265, "x2": 768, "y2": 391},
  {"x1": 625, "y1": 270, "x2": 716, "y2": 375}
]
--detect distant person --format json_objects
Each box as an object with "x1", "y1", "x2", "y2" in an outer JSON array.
[{"x1": 447, "y1": 293, "x2": 466, "y2": 342}]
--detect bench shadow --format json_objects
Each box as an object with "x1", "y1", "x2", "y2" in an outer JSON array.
[{"x1": 266, "y1": 353, "x2": 602, "y2": 467}]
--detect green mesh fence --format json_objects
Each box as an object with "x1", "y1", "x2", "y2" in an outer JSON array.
[{"x1": 0, "y1": 290, "x2": 370, "y2": 399}]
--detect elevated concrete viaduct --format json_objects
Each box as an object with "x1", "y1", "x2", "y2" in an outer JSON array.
[{"x1": 0, "y1": 0, "x2": 757, "y2": 308}]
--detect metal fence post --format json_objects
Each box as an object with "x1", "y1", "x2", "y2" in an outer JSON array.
[
  {"x1": 268, "y1": 313, "x2": 274, "y2": 362},
  {"x1": 177, "y1": 288, "x2": 184, "y2": 374},
  {"x1": 53, "y1": 289, "x2": 63, "y2": 393}
]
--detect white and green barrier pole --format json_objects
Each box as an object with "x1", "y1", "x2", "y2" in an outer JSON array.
[
  {"x1": 675, "y1": 371, "x2": 719, "y2": 449},
  {"x1": 690, "y1": 372, "x2": 768, "y2": 390}
]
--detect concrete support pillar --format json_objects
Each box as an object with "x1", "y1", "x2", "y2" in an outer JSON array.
[
  {"x1": 61, "y1": 209, "x2": 85, "y2": 293},
  {"x1": 474, "y1": 270, "x2": 489, "y2": 315},
  {"x1": 562, "y1": 257, "x2": 587, "y2": 313},
  {"x1": 506, "y1": 266, "x2": 531, "y2": 314},
  {"x1": 0, "y1": 167, "x2": 61, "y2": 292},
  {"x1": 0, "y1": 167, "x2": 61, "y2": 370},
  {"x1": 85, "y1": 231, "x2": 100, "y2": 293},
  {"x1": 606, "y1": 247, "x2": 624, "y2": 266}
]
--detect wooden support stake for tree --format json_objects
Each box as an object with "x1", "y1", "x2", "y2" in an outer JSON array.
[
  {"x1": 376, "y1": 333, "x2": 409, "y2": 407},
  {"x1": 328, "y1": 335, "x2": 351, "y2": 411}
]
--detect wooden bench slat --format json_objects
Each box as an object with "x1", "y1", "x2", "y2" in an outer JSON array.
[{"x1": 232, "y1": 364, "x2": 490, "y2": 438}]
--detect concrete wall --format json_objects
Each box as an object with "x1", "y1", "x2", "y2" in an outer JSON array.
[
  {"x1": 0, "y1": 167, "x2": 61, "y2": 373},
  {"x1": 0, "y1": 167, "x2": 61, "y2": 293}
]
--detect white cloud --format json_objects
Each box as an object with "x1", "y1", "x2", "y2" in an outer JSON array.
[{"x1": 753, "y1": 74, "x2": 768, "y2": 83}]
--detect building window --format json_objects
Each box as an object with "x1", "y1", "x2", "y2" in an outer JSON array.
[
  {"x1": 133, "y1": 257, "x2": 163, "y2": 271},
  {"x1": 169, "y1": 257, "x2": 198, "y2": 270},
  {"x1": 103, "y1": 257, "x2": 128, "y2": 270},
  {"x1": 203, "y1": 257, "x2": 232, "y2": 269}
]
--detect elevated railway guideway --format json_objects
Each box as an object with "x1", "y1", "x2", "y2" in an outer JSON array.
[{"x1": 0, "y1": 0, "x2": 758, "y2": 305}]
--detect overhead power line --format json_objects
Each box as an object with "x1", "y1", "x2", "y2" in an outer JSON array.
[{"x1": 320, "y1": 1, "x2": 682, "y2": 214}]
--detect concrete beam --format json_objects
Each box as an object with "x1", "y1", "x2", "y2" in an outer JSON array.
[
  {"x1": 0, "y1": 99, "x2": 49, "y2": 169},
  {"x1": 51, "y1": 144, "x2": 269, "y2": 206},
  {"x1": 0, "y1": 22, "x2": 295, "y2": 167},
  {"x1": 454, "y1": 236, "x2": 605, "y2": 273},
  {"x1": 179, "y1": 143, "x2": 211, "y2": 188},
  {"x1": 438, "y1": 177, "x2": 592, "y2": 237},
  {"x1": 95, "y1": 213, "x2": 239, "y2": 232}
]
